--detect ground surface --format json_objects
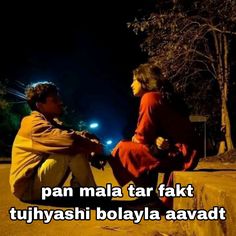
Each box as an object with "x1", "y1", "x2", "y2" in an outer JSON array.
[{"x1": 0, "y1": 163, "x2": 183, "y2": 236}]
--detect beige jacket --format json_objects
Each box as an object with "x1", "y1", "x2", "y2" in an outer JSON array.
[{"x1": 10, "y1": 111, "x2": 97, "y2": 199}]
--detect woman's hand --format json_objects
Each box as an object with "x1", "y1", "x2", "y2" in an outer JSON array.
[
  {"x1": 156, "y1": 137, "x2": 169, "y2": 150},
  {"x1": 132, "y1": 135, "x2": 140, "y2": 143}
]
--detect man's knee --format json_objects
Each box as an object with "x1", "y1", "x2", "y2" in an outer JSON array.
[
  {"x1": 37, "y1": 154, "x2": 70, "y2": 183},
  {"x1": 47, "y1": 154, "x2": 70, "y2": 164}
]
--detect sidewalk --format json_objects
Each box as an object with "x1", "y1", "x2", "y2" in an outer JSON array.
[
  {"x1": 0, "y1": 161, "x2": 235, "y2": 236},
  {"x1": 0, "y1": 164, "x2": 182, "y2": 236}
]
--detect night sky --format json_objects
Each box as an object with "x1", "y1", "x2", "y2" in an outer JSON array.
[{"x1": 1, "y1": 1, "x2": 156, "y2": 146}]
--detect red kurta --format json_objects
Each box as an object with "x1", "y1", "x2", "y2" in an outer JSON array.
[{"x1": 110, "y1": 92, "x2": 200, "y2": 187}]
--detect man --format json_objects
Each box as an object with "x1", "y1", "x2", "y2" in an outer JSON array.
[{"x1": 10, "y1": 81, "x2": 103, "y2": 202}]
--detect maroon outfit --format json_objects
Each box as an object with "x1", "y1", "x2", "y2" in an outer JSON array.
[{"x1": 110, "y1": 92, "x2": 200, "y2": 187}]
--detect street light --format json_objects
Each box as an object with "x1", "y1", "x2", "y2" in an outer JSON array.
[
  {"x1": 89, "y1": 123, "x2": 99, "y2": 129},
  {"x1": 106, "y1": 140, "x2": 113, "y2": 145}
]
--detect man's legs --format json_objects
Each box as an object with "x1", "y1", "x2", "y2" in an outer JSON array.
[
  {"x1": 30, "y1": 153, "x2": 96, "y2": 200},
  {"x1": 68, "y1": 154, "x2": 96, "y2": 188}
]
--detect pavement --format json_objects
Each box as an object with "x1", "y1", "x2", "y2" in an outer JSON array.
[
  {"x1": 0, "y1": 160, "x2": 236, "y2": 236},
  {"x1": 0, "y1": 163, "x2": 182, "y2": 236}
]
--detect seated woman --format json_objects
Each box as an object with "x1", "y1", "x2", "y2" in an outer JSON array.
[{"x1": 107, "y1": 63, "x2": 201, "y2": 206}]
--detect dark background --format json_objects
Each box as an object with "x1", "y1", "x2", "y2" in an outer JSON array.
[{"x1": 0, "y1": 1, "x2": 157, "y2": 148}]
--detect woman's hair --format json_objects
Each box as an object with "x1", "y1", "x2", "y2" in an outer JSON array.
[
  {"x1": 133, "y1": 63, "x2": 163, "y2": 92},
  {"x1": 25, "y1": 81, "x2": 58, "y2": 110},
  {"x1": 133, "y1": 63, "x2": 190, "y2": 116},
  {"x1": 133, "y1": 63, "x2": 173, "y2": 101}
]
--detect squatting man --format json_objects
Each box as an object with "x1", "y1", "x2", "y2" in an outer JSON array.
[{"x1": 9, "y1": 81, "x2": 104, "y2": 202}]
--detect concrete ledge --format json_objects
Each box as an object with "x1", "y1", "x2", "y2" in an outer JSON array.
[
  {"x1": 173, "y1": 162, "x2": 236, "y2": 236},
  {"x1": 0, "y1": 157, "x2": 11, "y2": 163},
  {"x1": 1, "y1": 161, "x2": 235, "y2": 235}
]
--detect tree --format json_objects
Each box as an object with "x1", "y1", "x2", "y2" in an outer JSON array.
[
  {"x1": 128, "y1": 0, "x2": 236, "y2": 153},
  {"x1": 0, "y1": 80, "x2": 8, "y2": 111},
  {"x1": 0, "y1": 79, "x2": 30, "y2": 156}
]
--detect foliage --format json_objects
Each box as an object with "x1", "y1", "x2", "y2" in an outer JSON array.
[
  {"x1": 0, "y1": 79, "x2": 30, "y2": 156},
  {"x1": 128, "y1": 0, "x2": 236, "y2": 152},
  {"x1": 129, "y1": 0, "x2": 236, "y2": 81}
]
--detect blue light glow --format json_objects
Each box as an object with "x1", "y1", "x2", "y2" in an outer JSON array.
[
  {"x1": 89, "y1": 123, "x2": 99, "y2": 129},
  {"x1": 106, "y1": 140, "x2": 113, "y2": 145}
]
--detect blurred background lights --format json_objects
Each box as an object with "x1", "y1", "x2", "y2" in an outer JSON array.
[
  {"x1": 89, "y1": 122, "x2": 99, "y2": 129},
  {"x1": 106, "y1": 140, "x2": 113, "y2": 145}
]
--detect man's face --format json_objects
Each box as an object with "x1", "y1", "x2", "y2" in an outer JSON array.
[{"x1": 37, "y1": 93, "x2": 63, "y2": 118}]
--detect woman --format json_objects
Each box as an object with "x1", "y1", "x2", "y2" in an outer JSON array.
[{"x1": 108, "y1": 63, "x2": 200, "y2": 205}]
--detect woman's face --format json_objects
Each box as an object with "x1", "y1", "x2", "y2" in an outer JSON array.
[{"x1": 131, "y1": 75, "x2": 145, "y2": 97}]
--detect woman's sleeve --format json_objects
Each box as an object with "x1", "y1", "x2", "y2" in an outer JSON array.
[{"x1": 133, "y1": 93, "x2": 160, "y2": 144}]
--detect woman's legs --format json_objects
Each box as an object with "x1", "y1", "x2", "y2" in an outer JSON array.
[
  {"x1": 109, "y1": 141, "x2": 163, "y2": 187},
  {"x1": 133, "y1": 171, "x2": 158, "y2": 193}
]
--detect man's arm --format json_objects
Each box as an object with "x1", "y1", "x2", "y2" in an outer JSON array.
[{"x1": 30, "y1": 115, "x2": 103, "y2": 155}]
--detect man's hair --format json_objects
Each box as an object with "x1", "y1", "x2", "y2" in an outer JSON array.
[{"x1": 25, "y1": 81, "x2": 58, "y2": 110}]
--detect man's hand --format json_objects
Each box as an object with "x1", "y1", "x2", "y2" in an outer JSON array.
[
  {"x1": 91, "y1": 141, "x2": 104, "y2": 155},
  {"x1": 78, "y1": 131, "x2": 100, "y2": 141},
  {"x1": 74, "y1": 132, "x2": 103, "y2": 155},
  {"x1": 89, "y1": 152, "x2": 107, "y2": 170},
  {"x1": 156, "y1": 137, "x2": 169, "y2": 150}
]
